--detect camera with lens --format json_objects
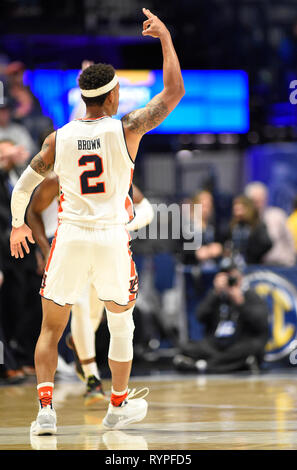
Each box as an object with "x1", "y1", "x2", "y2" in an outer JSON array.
[
  {"x1": 219, "y1": 257, "x2": 240, "y2": 287},
  {"x1": 227, "y1": 275, "x2": 238, "y2": 287}
]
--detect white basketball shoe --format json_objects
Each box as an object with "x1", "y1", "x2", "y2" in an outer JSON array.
[
  {"x1": 30, "y1": 405, "x2": 57, "y2": 436},
  {"x1": 102, "y1": 388, "x2": 149, "y2": 430}
]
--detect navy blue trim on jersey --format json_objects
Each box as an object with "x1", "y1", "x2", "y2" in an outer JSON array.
[
  {"x1": 128, "y1": 184, "x2": 136, "y2": 220},
  {"x1": 77, "y1": 116, "x2": 109, "y2": 123},
  {"x1": 121, "y1": 120, "x2": 135, "y2": 165},
  {"x1": 128, "y1": 183, "x2": 134, "y2": 205}
]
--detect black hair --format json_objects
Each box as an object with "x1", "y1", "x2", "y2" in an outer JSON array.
[{"x1": 78, "y1": 63, "x2": 116, "y2": 106}]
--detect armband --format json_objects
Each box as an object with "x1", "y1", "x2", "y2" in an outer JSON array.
[{"x1": 11, "y1": 166, "x2": 44, "y2": 228}]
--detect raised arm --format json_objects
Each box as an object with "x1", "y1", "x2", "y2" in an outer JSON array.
[
  {"x1": 122, "y1": 8, "x2": 185, "y2": 160},
  {"x1": 10, "y1": 132, "x2": 56, "y2": 259}
]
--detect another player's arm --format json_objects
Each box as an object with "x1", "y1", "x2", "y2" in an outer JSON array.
[
  {"x1": 26, "y1": 175, "x2": 59, "y2": 261},
  {"x1": 127, "y1": 184, "x2": 154, "y2": 231},
  {"x1": 122, "y1": 8, "x2": 185, "y2": 160},
  {"x1": 132, "y1": 184, "x2": 144, "y2": 205},
  {"x1": 10, "y1": 132, "x2": 56, "y2": 259}
]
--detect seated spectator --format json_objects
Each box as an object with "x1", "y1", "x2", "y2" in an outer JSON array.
[
  {"x1": 173, "y1": 259, "x2": 270, "y2": 373},
  {"x1": 287, "y1": 196, "x2": 297, "y2": 253},
  {"x1": 227, "y1": 194, "x2": 272, "y2": 265},
  {"x1": 0, "y1": 98, "x2": 37, "y2": 156},
  {"x1": 245, "y1": 182, "x2": 296, "y2": 267},
  {"x1": 4, "y1": 61, "x2": 54, "y2": 146},
  {"x1": 181, "y1": 190, "x2": 223, "y2": 265}
]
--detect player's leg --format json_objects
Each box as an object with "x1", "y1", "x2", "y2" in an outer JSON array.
[
  {"x1": 104, "y1": 299, "x2": 136, "y2": 394},
  {"x1": 70, "y1": 283, "x2": 106, "y2": 404},
  {"x1": 70, "y1": 284, "x2": 104, "y2": 376},
  {"x1": 35, "y1": 298, "x2": 71, "y2": 384},
  {"x1": 31, "y1": 223, "x2": 90, "y2": 434},
  {"x1": 70, "y1": 283, "x2": 96, "y2": 381},
  {"x1": 83, "y1": 286, "x2": 106, "y2": 403},
  {"x1": 31, "y1": 298, "x2": 71, "y2": 436},
  {"x1": 103, "y1": 299, "x2": 148, "y2": 429},
  {"x1": 92, "y1": 226, "x2": 148, "y2": 429}
]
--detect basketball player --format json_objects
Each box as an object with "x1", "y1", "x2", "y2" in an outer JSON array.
[
  {"x1": 10, "y1": 8, "x2": 184, "y2": 435},
  {"x1": 26, "y1": 174, "x2": 154, "y2": 406}
]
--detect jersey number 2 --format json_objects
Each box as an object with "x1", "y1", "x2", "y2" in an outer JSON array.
[{"x1": 79, "y1": 154, "x2": 105, "y2": 195}]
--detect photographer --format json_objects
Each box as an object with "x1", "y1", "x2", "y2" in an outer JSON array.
[{"x1": 174, "y1": 260, "x2": 270, "y2": 373}]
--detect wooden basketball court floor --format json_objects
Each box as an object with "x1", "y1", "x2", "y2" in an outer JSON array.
[{"x1": 1, "y1": 371, "x2": 297, "y2": 450}]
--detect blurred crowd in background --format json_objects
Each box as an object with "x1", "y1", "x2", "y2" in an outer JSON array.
[{"x1": 1, "y1": 0, "x2": 297, "y2": 384}]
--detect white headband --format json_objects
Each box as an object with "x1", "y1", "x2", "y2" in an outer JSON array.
[{"x1": 80, "y1": 74, "x2": 118, "y2": 98}]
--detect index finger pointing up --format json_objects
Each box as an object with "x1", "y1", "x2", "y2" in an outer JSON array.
[{"x1": 142, "y1": 8, "x2": 154, "y2": 19}]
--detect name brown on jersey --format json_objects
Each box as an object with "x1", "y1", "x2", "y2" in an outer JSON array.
[{"x1": 78, "y1": 139, "x2": 101, "y2": 151}]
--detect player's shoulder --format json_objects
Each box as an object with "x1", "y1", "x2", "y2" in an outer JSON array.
[
  {"x1": 57, "y1": 119, "x2": 79, "y2": 131},
  {"x1": 56, "y1": 116, "x2": 121, "y2": 137},
  {"x1": 98, "y1": 116, "x2": 124, "y2": 133}
]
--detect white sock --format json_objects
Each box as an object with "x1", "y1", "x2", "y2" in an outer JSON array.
[
  {"x1": 111, "y1": 387, "x2": 128, "y2": 395},
  {"x1": 83, "y1": 362, "x2": 100, "y2": 380}
]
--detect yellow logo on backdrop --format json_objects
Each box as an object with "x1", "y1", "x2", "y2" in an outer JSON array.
[
  {"x1": 254, "y1": 283, "x2": 295, "y2": 351},
  {"x1": 244, "y1": 271, "x2": 297, "y2": 361}
]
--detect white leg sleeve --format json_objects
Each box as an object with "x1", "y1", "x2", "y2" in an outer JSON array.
[
  {"x1": 106, "y1": 307, "x2": 135, "y2": 362},
  {"x1": 71, "y1": 285, "x2": 96, "y2": 360}
]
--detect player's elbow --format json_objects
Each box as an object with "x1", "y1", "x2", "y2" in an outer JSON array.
[
  {"x1": 170, "y1": 83, "x2": 185, "y2": 101},
  {"x1": 178, "y1": 82, "x2": 186, "y2": 98},
  {"x1": 163, "y1": 84, "x2": 185, "y2": 111}
]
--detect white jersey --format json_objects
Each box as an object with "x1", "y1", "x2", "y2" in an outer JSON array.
[
  {"x1": 54, "y1": 116, "x2": 135, "y2": 228},
  {"x1": 41, "y1": 198, "x2": 59, "y2": 239}
]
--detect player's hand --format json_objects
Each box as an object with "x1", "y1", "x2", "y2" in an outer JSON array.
[
  {"x1": 10, "y1": 224, "x2": 35, "y2": 259},
  {"x1": 81, "y1": 60, "x2": 94, "y2": 71},
  {"x1": 142, "y1": 8, "x2": 169, "y2": 39}
]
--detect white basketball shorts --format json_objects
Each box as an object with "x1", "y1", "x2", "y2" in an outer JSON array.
[{"x1": 40, "y1": 222, "x2": 138, "y2": 307}]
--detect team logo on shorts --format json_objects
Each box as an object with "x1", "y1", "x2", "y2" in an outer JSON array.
[
  {"x1": 129, "y1": 275, "x2": 139, "y2": 295},
  {"x1": 243, "y1": 270, "x2": 297, "y2": 361},
  {"x1": 41, "y1": 273, "x2": 47, "y2": 290}
]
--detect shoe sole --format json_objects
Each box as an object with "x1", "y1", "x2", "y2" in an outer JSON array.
[
  {"x1": 102, "y1": 406, "x2": 148, "y2": 430},
  {"x1": 84, "y1": 394, "x2": 107, "y2": 407},
  {"x1": 30, "y1": 421, "x2": 57, "y2": 436}
]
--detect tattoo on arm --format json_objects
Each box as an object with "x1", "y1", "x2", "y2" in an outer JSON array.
[
  {"x1": 30, "y1": 138, "x2": 54, "y2": 176},
  {"x1": 123, "y1": 96, "x2": 168, "y2": 135}
]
